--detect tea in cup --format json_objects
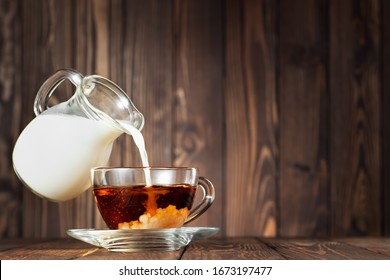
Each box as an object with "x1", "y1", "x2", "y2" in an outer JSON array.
[{"x1": 92, "y1": 167, "x2": 215, "y2": 230}]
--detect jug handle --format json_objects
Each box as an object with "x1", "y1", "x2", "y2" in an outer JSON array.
[{"x1": 34, "y1": 69, "x2": 83, "y2": 115}]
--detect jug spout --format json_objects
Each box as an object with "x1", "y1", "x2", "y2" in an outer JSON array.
[{"x1": 76, "y1": 73, "x2": 144, "y2": 131}]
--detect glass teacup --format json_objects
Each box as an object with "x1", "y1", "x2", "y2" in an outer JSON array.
[{"x1": 92, "y1": 167, "x2": 215, "y2": 230}]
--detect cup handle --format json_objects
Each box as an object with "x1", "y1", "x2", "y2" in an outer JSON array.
[
  {"x1": 184, "y1": 176, "x2": 215, "y2": 224},
  {"x1": 33, "y1": 68, "x2": 83, "y2": 116}
]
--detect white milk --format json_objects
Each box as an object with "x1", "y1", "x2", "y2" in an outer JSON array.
[
  {"x1": 13, "y1": 114, "x2": 122, "y2": 201},
  {"x1": 13, "y1": 111, "x2": 152, "y2": 201},
  {"x1": 119, "y1": 121, "x2": 152, "y2": 186}
]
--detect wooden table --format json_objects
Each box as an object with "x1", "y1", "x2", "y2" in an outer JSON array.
[{"x1": 1, "y1": 237, "x2": 390, "y2": 260}]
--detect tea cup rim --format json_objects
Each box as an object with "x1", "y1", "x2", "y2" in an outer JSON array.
[{"x1": 92, "y1": 166, "x2": 199, "y2": 171}]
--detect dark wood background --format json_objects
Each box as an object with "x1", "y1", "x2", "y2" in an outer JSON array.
[{"x1": 0, "y1": 0, "x2": 389, "y2": 238}]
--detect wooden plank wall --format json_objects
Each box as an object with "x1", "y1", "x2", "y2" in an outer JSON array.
[
  {"x1": 0, "y1": 0, "x2": 387, "y2": 238},
  {"x1": 384, "y1": 0, "x2": 390, "y2": 236}
]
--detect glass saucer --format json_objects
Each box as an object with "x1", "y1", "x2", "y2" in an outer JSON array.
[{"x1": 67, "y1": 227, "x2": 219, "y2": 252}]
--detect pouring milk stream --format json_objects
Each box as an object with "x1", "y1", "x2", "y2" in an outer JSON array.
[{"x1": 12, "y1": 69, "x2": 151, "y2": 201}]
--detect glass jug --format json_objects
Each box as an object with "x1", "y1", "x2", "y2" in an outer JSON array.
[{"x1": 12, "y1": 69, "x2": 144, "y2": 202}]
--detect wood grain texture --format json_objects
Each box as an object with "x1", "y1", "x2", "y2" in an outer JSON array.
[
  {"x1": 2, "y1": 237, "x2": 390, "y2": 260},
  {"x1": 0, "y1": 239, "x2": 43, "y2": 251},
  {"x1": 262, "y1": 238, "x2": 390, "y2": 259},
  {"x1": 329, "y1": 0, "x2": 381, "y2": 236},
  {"x1": 0, "y1": 238, "x2": 99, "y2": 260},
  {"x1": 333, "y1": 237, "x2": 390, "y2": 257},
  {"x1": 0, "y1": 238, "x2": 183, "y2": 260},
  {"x1": 224, "y1": 0, "x2": 278, "y2": 237},
  {"x1": 182, "y1": 237, "x2": 285, "y2": 259},
  {"x1": 383, "y1": 0, "x2": 390, "y2": 236},
  {"x1": 173, "y1": 0, "x2": 223, "y2": 229},
  {"x1": 0, "y1": 0, "x2": 21, "y2": 238},
  {"x1": 279, "y1": 0, "x2": 328, "y2": 236}
]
